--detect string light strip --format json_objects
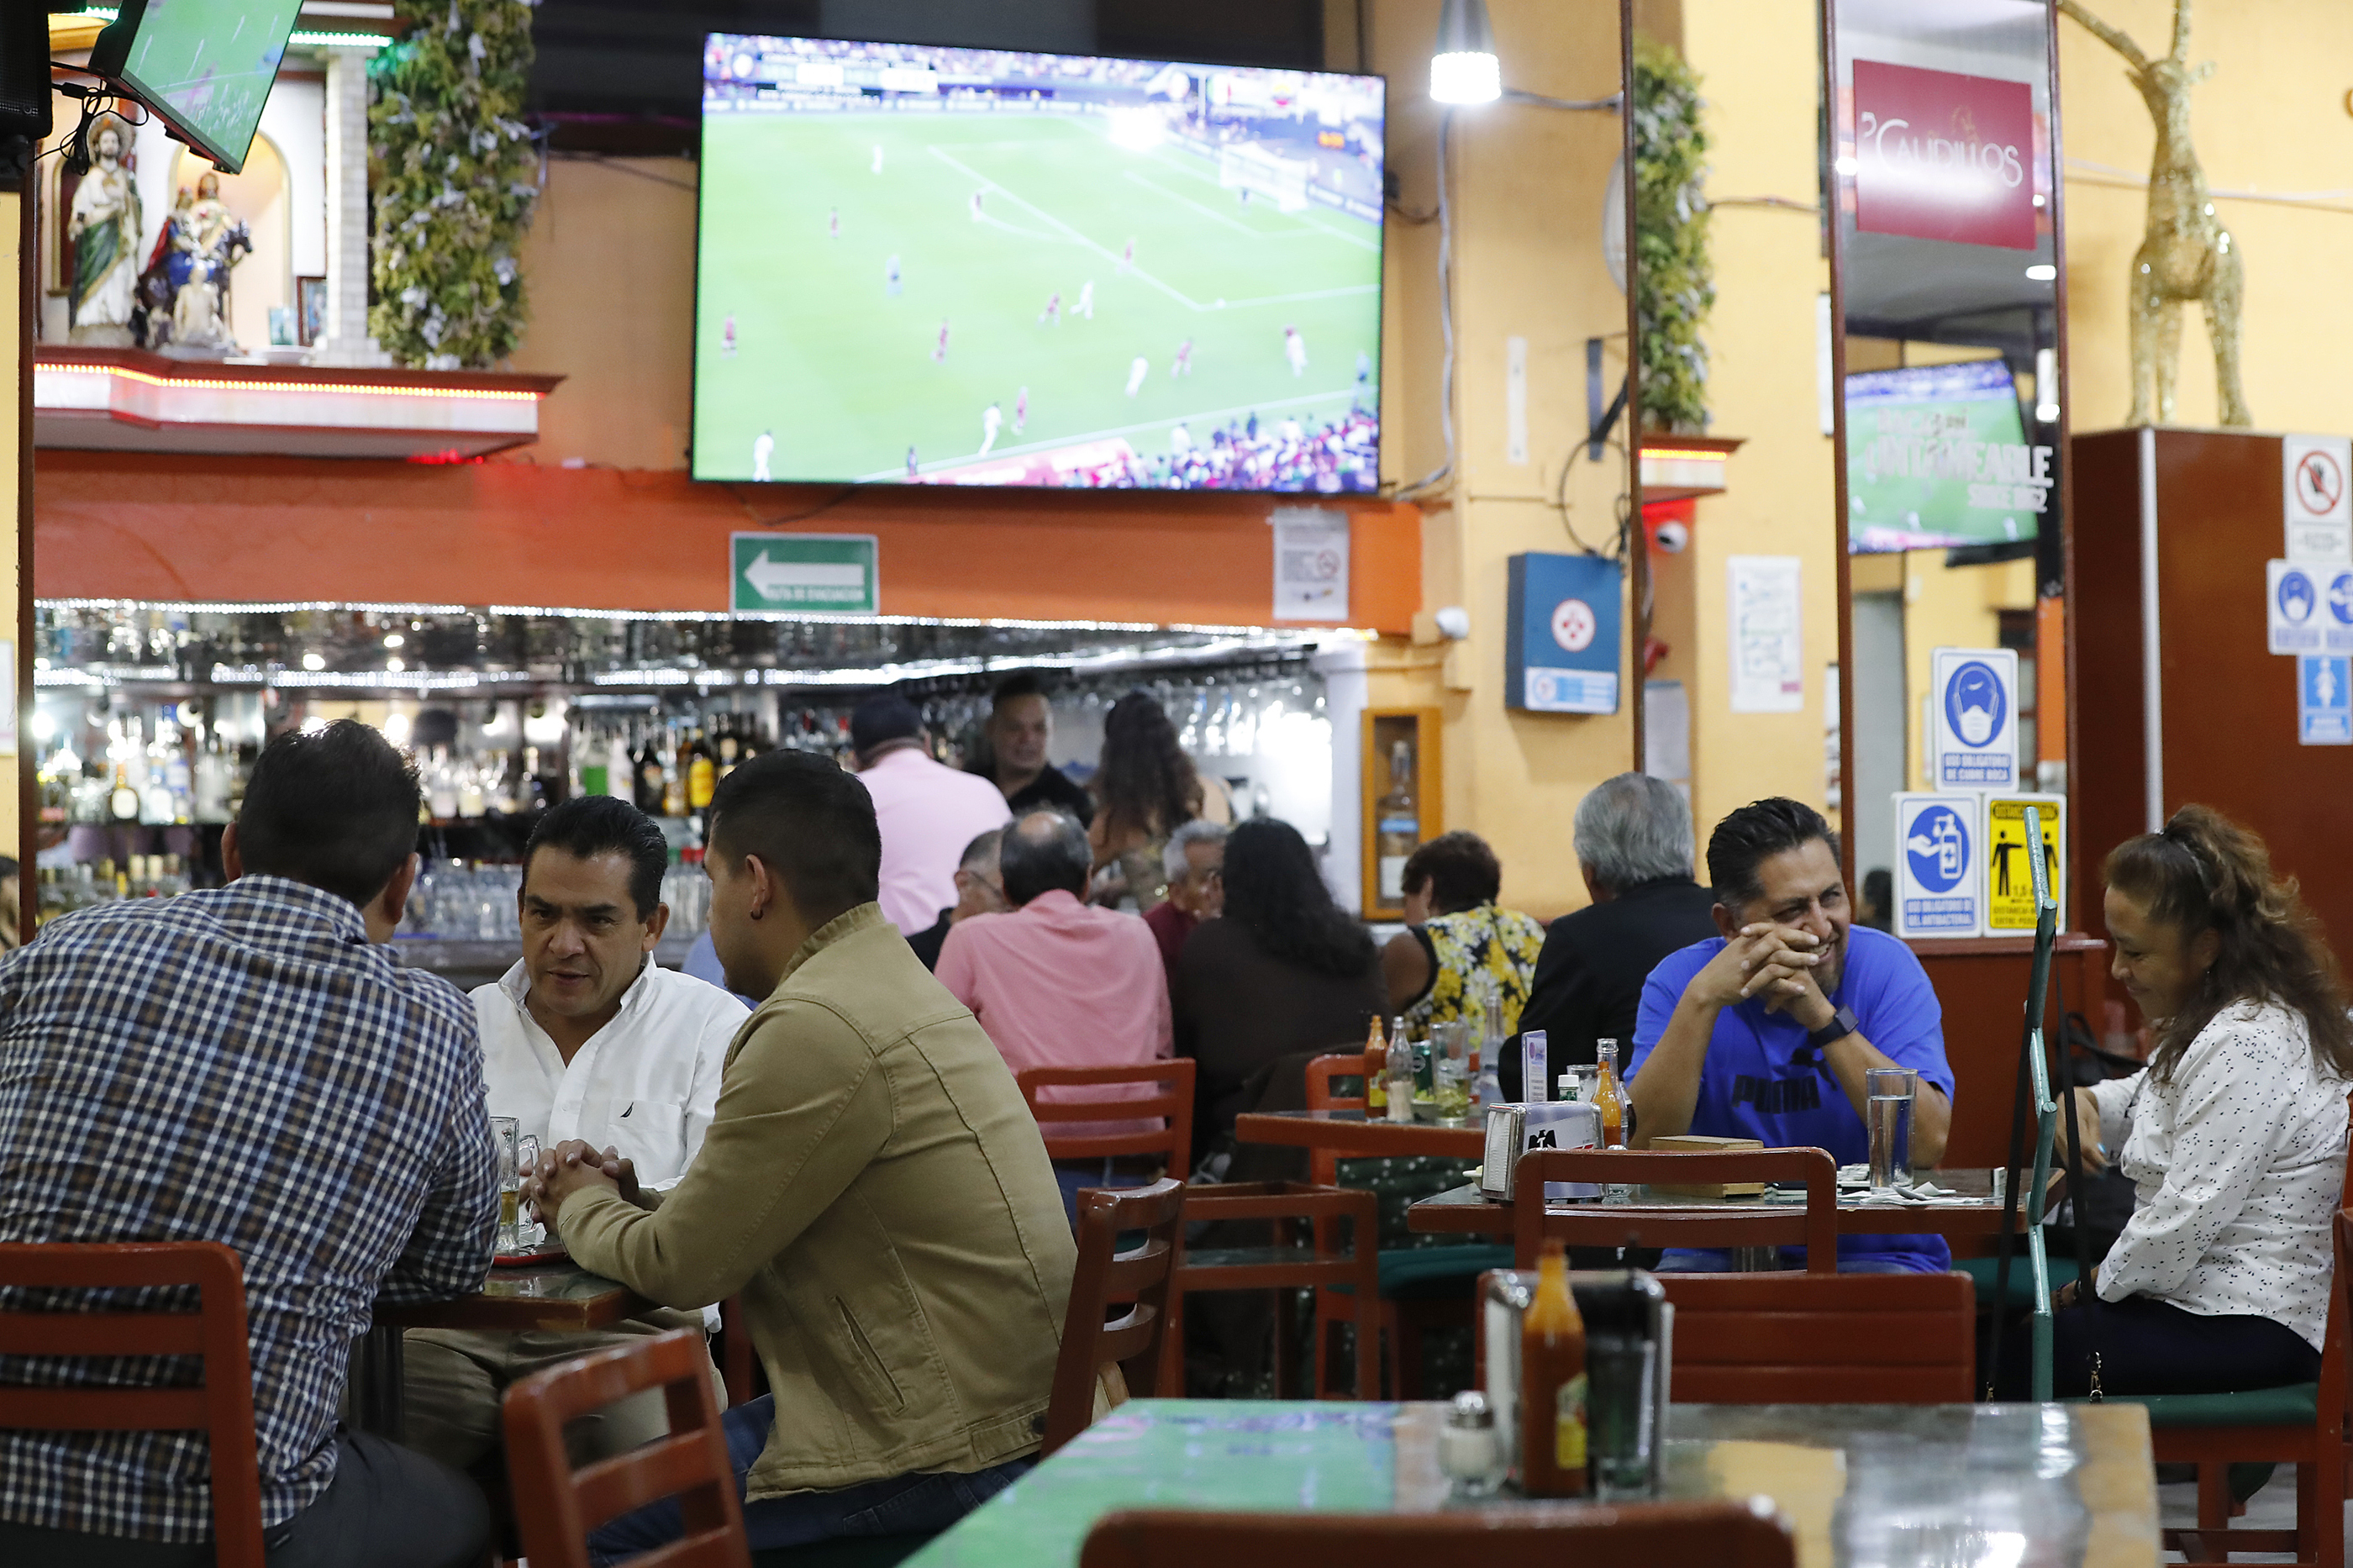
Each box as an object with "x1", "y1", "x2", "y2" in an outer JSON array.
[
  {"x1": 39, "y1": 364, "x2": 543, "y2": 403},
  {"x1": 1639, "y1": 448, "x2": 1729, "y2": 464}
]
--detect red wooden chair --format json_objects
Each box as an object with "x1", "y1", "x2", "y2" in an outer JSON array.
[
  {"x1": 1078, "y1": 1498, "x2": 1796, "y2": 1567},
  {"x1": 503, "y1": 1326, "x2": 749, "y2": 1568},
  {"x1": 0, "y1": 1240, "x2": 266, "y2": 1567},
  {"x1": 1018, "y1": 1060, "x2": 1196, "y2": 1194},
  {"x1": 1044, "y1": 1178, "x2": 1185, "y2": 1455},
  {"x1": 1508, "y1": 1147, "x2": 1841, "y2": 1271},
  {"x1": 1161, "y1": 1181, "x2": 1382, "y2": 1400}
]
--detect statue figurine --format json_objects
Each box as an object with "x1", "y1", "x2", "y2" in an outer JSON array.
[
  {"x1": 146, "y1": 171, "x2": 252, "y2": 356},
  {"x1": 2058, "y1": 0, "x2": 2250, "y2": 428},
  {"x1": 65, "y1": 117, "x2": 143, "y2": 347}
]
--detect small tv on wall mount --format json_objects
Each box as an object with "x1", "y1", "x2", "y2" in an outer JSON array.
[{"x1": 90, "y1": 0, "x2": 303, "y2": 175}]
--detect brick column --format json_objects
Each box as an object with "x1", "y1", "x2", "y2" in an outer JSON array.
[{"x1": 309, "y1": 45, "x2": 391, "y2": 367}]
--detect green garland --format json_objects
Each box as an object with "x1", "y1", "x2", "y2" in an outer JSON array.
[
  {"x1": 1632, "y1": 38, "x2": 1713, "y2": 434},
  {"x1": 368, "y1": 0, "x2": 538, "y2": 369}
]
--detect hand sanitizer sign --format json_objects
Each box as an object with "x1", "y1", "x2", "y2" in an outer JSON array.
[
  {"x1": 1893, "y1": 792, "x2": 1984, "y2": 939},
  {"x1": 1929, "y1": 647, "x2": 2019, "y2": 788}
]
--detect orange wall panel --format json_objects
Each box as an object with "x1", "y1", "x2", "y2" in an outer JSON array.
[{"x1": 33, "y1": 453, "x2": 1420, "y2": 631}]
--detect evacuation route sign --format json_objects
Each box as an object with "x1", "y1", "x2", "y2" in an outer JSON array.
[
  {"x1": 1984, "y1": 793, "x2": 2066, "y2": 935},
  {"x1": 731, "y1": 534, "x2": 878, "y2": 614}
]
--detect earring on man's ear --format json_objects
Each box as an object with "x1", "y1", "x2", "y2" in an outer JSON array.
[{"x1": 750, "y1": 906, "x2": 763, "y2": 922}]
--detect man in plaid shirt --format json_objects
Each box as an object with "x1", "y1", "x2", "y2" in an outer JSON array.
[{"x1": 0, "y1": 722, "x2": 499, "y2": 1568}]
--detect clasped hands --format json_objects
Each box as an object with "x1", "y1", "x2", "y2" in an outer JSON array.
[
  {"x1": 1692, "y1": 923, "x2": 1838, "y2": 1032},
  {"x1": 520, "y1": 1139, "x2": 645, "y2": 1229}
]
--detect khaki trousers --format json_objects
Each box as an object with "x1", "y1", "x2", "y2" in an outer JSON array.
[{"x1": 401, "y1": 1308, "x2": 725, "y2": 1471}]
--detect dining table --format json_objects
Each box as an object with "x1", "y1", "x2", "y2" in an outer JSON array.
[
  {"x1": 898, "y1": 1397, "x2": 2158, "y2": 1568},
  {"x1": 350, "y1": 1252, "x2": 658, "y2": 1438},
  {"x1": 1403, "y1": 1168, "x2": 2056, "y2": 1260},
  {"x1": 1232, "y1": 1107, "x2": 1482, "y2": 1162}
]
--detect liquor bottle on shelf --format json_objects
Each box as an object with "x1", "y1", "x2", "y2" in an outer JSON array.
[
  {"x1": 1375, "y1": 739, "x2": 1419, "y2": 904},
  {"x1": 108, "y1": 762, "x2": 139, "y2": 823},
  {"x1": 715, "y1": 717, "x2": 742, "y2": 781},
  {"x1": 686, "y1": 725, "x2": 716, "y2": 812},
  {"x1": 634, "y1": 727, "x2": 666, "y2": 815},
  {"x1": 427, "y1": 748, "x2": 461, "y2": 820},
  {"x1": 192, "y1": 729, "x2": 234, "y2": 824},
  {"x1": 577, "y1": 729, "x2": 611, "y2": 798},
  {"x1": 660, "y1": 727, "x2": 687, "y2": 818}
]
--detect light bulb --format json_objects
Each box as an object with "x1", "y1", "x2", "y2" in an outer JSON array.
[
  {"x1": 302, "y1": 652, "x2": 327, "y2": 671},
  {"x1": 1430, "y1": 50, "x2": 1500, "y2": 105}
]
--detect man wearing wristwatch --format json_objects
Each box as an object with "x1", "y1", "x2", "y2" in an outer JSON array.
[{"x1": 1626, "y1": 797, "x2": 1954, "y2": 1273}]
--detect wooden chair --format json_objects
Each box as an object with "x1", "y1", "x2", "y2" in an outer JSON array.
[
  {"x1": 1303, "y1": 1052, "x2": 1510, "y2": 1398},
  {"x1": 1657, "y1": 1271, "x2": 1977, "y2": 1403},
  {"x1": 0, "y1": 1241, "x2": 265, "y2": 1568},
  {"x1": 1018, "y1": 1060, "x2": 1196, "y2": 1190},
  {"x1": 1508, "y1": 1147, "x2": 1841, "y2": 1272},
  {"x1": 1077, "y1": 1498, "x2": 1796, "y2": 1568},
  {"x1": 1043, "y1": 1178, "x2": 1185, "y2": 1455},
  {"x1": 1161, "y1": 1181, "x2": 1381, "y2": 1399},
  {"x1": 503, "y1": 1327, "x2": 750, "y2": 1568}
]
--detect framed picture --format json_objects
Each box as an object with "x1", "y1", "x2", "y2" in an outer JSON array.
[{"x1": 297, "y1": 276, "x2": 326, "y2": 345}]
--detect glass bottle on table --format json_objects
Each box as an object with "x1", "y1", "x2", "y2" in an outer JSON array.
[
  {"x1": 1594, "y1": 1039, "x2": 1633, "y2": 1205},
  {"x1": 1362, "y1": 1014, "x2": 1388, "y2": 1114},
  {"x1": 1520, "y1": 1239, "x2": 1589, "y2": 1497}
]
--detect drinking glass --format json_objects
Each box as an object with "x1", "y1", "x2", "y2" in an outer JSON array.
[
  {"x1": 492, "y1": 1117, "x2": 524, "y2": 1250},
  {"x1": 1867, "y1": 1066, "x2": 1917, "y2": 1193}
]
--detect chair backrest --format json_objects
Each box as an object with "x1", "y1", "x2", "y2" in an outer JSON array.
[
  {"x1": 1018, "y1": 1060, "x2": 1197, "y2": 1169},
  {"x1": 1509, "y1": 1147, "x2": 1840, "y2": 1271},
  {"x1": 1301, "y1": 1053, "x2": 1366, "y2": 1185},
  {"x1": 503, "y1": 1327, "x2": 750, "y2": 1568},
  {"x1": 1657, "y1": 1270, "x2": 1977, "y2": 1404},
  {"x1": 1078, "y1": 1499, "x2": 1795, "y2": 1568},
  {"x1": 0, "y1": 1241, "x2": 266, "y2": 1568},
  {"x1": 1044, "y1": 1177, "x2": 1186, "y2": 1455}
]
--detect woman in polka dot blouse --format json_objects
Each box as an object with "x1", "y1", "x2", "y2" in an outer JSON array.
[{"x1": 1992, "y1": 804, "x2": 2353, "y2": 1399}]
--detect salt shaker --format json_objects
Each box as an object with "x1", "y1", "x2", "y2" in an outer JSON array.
[{"x1": 1440, "y1": 1389, "x2": 1503, "y2": 1498}]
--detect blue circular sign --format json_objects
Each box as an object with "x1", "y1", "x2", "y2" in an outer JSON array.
[
  {"x1": 2278, "y1": 569, "x2": 2317, "y2": 624},
  {"x1": 1905, "y1": 806, "x2": 1970, "y2": 894},
  {"x1": 1942, "y1": 660, "x2": 2007, "y2": 750},
  {"x1": 2329, "y1": 571, "x2": 2353, "y2": 626}
]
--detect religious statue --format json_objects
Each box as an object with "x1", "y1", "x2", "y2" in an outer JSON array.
[
  {"x1": 139, "y1": 171, "x2": 251, "y2": 355},
  {"x1": 65, "y1": 117, "x2": 143, "y2": 347},
  {"x1": 2058, "y1": 0, "x2": 2250, "y2": 427}
]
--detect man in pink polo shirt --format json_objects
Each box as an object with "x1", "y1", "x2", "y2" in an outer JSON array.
[
  {"x1": 937, "y1": 808, "x2": 1173, "y2": 1223},
  {"x1": 849, "y1": 694, "x2": 1011, "y2": 937}
]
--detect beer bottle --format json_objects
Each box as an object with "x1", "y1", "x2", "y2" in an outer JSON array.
[
  {"x1": 1363, "y1": 1015, "x2": 1388, "y2": 1113},
  {"x1": 1519, "y1": 1239, "x2": 1589, "y2": 1497}
]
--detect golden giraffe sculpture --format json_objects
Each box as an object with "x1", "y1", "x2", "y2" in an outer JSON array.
[{"x1": 2058, "y1": 0, "x2": 2250, "y2": 427}]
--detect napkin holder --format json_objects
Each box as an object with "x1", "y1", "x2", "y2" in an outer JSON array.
[{"x1": 1479, "y1": 1101, "x2": 1602, "y2": 1202}]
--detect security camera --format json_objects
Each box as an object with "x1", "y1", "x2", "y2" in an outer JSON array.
[
  {"x1": 1433, "y1": 606, "x2": 1471, "y2": 640},
  {"x1": 1652, "y1": 519, "x2": 1690, "y2": 554}
]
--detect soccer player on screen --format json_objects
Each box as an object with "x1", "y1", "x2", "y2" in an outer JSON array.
[
  {"x1": 1283, "y1": 325, "x2": 1308, "y2": 377},
  {"x1": 1120, "y1": 237, "x2": 1135, "y2": 272},
  {"x1": 1125, "y1": 356, "x2": 1150, "y2": 397},
  {"x1": 1038, "y1": 292, "x2": 1061, "y2": 326},
  {"x1": 722, "y1": 313, "x2": 737, "y2": 357},
  {"x1": 872, "y1": 144, "x2": 885, "y2": 174},
  {"x1": 886, "y1": 255, "x2": 902, "y2": 296},
  {"x1": 979, "y1": 403, "x2": 1003, "y2": 456},
  {"x1": 906, "y1": 445, "x2": 919, "y2": 478},
  {"x1": 1076, "y1": 281, "x2": 1094, "y2": 319},
  {"x1": 829, "y1": 207, "x2": 839, "y2": 240},
  {"x1": 970, "y1": 190, "x2": 984, "y2": 222},
  {"x1": 1171, "y1": 339, "x2": 1194, "y2": 377},
  {"x1": 1014, "y1": 387, "x2": 1029, "y2": 433},
  {"x1": 934, "y1": 320, "x2": 950, "y2": 362},
  {"x1": 751, "y1": 429, "x2": 774, "y2": 481}
]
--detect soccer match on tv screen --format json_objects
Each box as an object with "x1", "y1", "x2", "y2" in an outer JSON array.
[{"x1": 692, "y1": 37, "x2": 1386, "y2": 493}]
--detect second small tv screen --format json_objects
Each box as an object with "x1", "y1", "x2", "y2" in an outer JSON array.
[{"x1": 694, "y1": 37, "x2": 1386, "y2": 493}]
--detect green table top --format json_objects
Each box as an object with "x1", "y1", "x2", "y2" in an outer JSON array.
[{"x1": 905, "y1": 1398, "x2": 2158, "y2": 1568}]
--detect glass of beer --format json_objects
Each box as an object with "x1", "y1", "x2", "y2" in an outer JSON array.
[{"x1": 492, "y1": 1117, "x2": 531, "y2": 1251}]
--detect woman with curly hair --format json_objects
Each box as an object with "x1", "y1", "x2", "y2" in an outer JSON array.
[
  {"x1": 1172, "y1": 818, "x2": 1382, "y2": 1163},
  {"x1": 1992, "y1": 804, "x2": 2353, "y2": 1398},
  {"x1": 1087, "y1": 691, "x2": 1222, "y2": 911}
]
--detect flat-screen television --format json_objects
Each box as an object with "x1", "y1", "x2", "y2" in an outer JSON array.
[
  {"x1": 91, "y1": 0, "x2": 303, "y2": 174},
  {"x1": 1845, "y1": 357, "x2": 2050, "y2": 553},
  {"x1": 693, "y1": 36, "x2": 1386, "y2": 492}
]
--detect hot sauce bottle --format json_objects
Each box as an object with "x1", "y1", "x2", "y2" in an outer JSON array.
[
  {"x1": 1364, "y1": 1015, "x2": 1389, "y2": 1113},
  {"x1": 1520, "y1": 1239, "x2": 1589, "y2": 1497}
]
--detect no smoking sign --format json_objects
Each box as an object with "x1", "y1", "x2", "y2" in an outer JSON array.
[{"x1": 2284, "y1": 434, "x2": 2352, "y2": 565}]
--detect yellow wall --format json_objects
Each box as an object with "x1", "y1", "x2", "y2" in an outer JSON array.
[{"x1": 2057, "y1": 0, "x2": 2353, "y2": 434}]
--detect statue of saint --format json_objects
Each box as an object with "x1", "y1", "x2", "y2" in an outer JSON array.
[
  {"x1": 66, "y1": 118, "x2": 143, "y2": 346},
  {"x1": 155, "y1": 172, "x2": 251, "y2": 355}
]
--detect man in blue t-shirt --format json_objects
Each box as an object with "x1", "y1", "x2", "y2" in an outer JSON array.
[{"x1": 1626, "y1": 797, "x2": 1954, "y2": 1272}]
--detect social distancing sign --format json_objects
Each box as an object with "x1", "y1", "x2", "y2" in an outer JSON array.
[
  {"x1": 1984, "y1": 793, "x2": 2066, "y2": 935},
  {"x1": 1893, "y1": 792, "x2": 1983, "y2": 939}
]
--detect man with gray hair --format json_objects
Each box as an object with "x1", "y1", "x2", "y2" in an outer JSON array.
[
  {"x1": 905, "y1": 828, "x2": 1007, "y2": 971},
  {"x1": 1143, "y1": 818, "x2": 1226, "y2": 991},
  {"x1": 937, "y1": 808, "x2": 1172, "y2": 1223},
  {"x1": 1500, "y1": 771, "x2": 1719, "y2": 1098}
]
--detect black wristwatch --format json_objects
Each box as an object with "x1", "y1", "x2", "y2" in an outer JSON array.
[{"x1": 1807, "y1": 1006, "x2": 1861, "y2": 1050}]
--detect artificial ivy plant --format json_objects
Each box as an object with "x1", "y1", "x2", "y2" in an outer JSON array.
[
  {"x1": 369, "y1": 0, "x2": 539, "y2": 369},
  {"x1": 1631, "y1": 37, "x2": 1713, "y2": 434}
]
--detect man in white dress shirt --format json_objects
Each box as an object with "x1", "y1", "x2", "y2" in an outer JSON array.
[{"x1": 402, "y1": 797, "x2": 746, "y2": 1469}]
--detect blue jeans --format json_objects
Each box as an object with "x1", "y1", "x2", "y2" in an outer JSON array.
[
  {"x1": 1654, "y1": 1249, "x2": 1928, "y2": 1274},
  {"x1": 1052, "y1": 1158, "x2": 1151, "y2": 1231},
  {"x1": 587, "y1": 1396, "x2": 1031, "y2": 1564}
]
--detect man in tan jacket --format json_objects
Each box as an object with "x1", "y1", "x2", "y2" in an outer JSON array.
[{"x1": 529, "y1": 749, "x2": 1076, "y2": 1557}]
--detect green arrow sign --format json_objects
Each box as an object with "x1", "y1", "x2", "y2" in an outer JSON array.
[{"x1": 730, "y1": 533, "x2": 879, "y2": 614}]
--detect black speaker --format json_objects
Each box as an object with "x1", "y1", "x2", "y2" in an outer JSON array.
[{"x1": 0, "y1": 3, "x2": 53, "y2": 143}]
